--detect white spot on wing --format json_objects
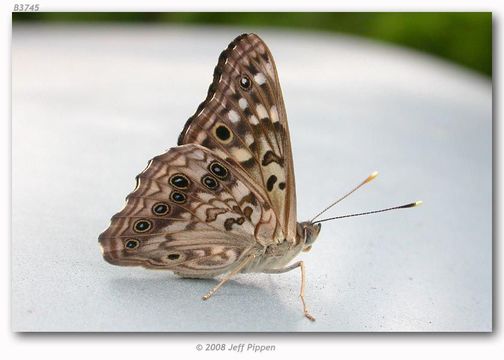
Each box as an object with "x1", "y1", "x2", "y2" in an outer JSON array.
[
  {"x1": 270, "y1": 105, "x2": 279, "y2": 123},
  {"x1": 228, "y1": 110, "x2": 240, "y2": 123},
  {"x1": 238, "y1": 98, "x2": 248, "y2": 110},
  {"x1": 188, "y1": 150, "x2": 205, "y2": 161},
  {"x1": 244, "y1": 134, "x2": 254, "y2": 146},
  {"x1": 254, "y1": 72, "x2": 266, "y2": 85},
  {"x1": 249, "y1": 115, "x2": 259, "y2": 125},
  {"x1": 256, "y1": 104, "x2": 268, "y2": 119},
  {"x1": 214, "y1": 149, "x2": 228, "y2": 160},
  {"x1": 232, "y1": 147, "x2": 253, "y2": 162}
]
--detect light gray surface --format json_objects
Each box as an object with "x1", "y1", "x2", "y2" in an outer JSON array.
[{"x1": 11, "y1": 25, "x2": 492, "y2": 332}]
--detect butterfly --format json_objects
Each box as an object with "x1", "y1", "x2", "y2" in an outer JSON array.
[{"x1": 98, "y1": 33, "x2": 420, "y2": 322}]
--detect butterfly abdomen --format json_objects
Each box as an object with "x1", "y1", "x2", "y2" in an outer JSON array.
[{"x1": 241, "y1": 240, "x2": 304, "y2": 273}]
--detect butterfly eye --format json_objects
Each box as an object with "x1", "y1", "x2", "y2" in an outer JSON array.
[
  {"x1": 133, "y1": 219, "x2": 152, "y2": 233},
  {"x1": 239, "y1": 75, "x2": 252, "y2": 90},
  {"x1": 209, "y1": 161, "x2": 229, "y2": 180},
  {"x1": 152, "y1": 202, "x2": 170, "y2": 216},
  {"x1": 169, "y1": 174, "x2": 190, "y2": 189},
  {"x1": 202, "y1": 175, "x2": 219, "y2": 190},
  {"x1": 170, "y1": 191, "x2": 187, "y2": 204},
  {"x1": 124, "y1": 239, "x2": 140, "y2": 250}
]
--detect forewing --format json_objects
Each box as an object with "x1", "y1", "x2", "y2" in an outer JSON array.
[
  {"x1": 99, "y1": 144, "x2": 279, "y2": 277},
  {"x1": 178, "y1": 33, "x2": 297, "y2": 242}
]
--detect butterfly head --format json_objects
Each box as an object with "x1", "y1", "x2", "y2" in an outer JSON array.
[{"x1": 297, "y1": 221, "x2": 322, "y2": 252}]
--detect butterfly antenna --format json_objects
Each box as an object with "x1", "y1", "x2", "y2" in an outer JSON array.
[
  {"x1": 310, "y1": 171, "x2": 379, "y2": 223},
  {"x1": 313, "y1": 201, "x2": 423, "y2": 224}
]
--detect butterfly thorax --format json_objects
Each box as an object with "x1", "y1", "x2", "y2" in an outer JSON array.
[{"x1": 241, "y1": 221, "x2": 321, "y2": 273}]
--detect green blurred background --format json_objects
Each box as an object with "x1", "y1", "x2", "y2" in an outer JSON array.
[{"x1": 13, "y1": 12, "x2": 492, "y2": 77}]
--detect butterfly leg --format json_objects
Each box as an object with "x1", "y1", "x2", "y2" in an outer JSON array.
[
  {"x1": 202, "y1": 254, "x2": 256, "y2": 301},
  {"x1": 263, "y1": 261, "x2": 315, "y2": 321}
]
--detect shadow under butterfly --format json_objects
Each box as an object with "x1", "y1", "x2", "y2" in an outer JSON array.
[{"x1": 98, "y1": 33, "x2": 421, "y2": 321}]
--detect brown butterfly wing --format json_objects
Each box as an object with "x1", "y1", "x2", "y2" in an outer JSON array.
[
  {"x1": 98, "y1": 144, "x2": 280, "y2": 277},
  {"x1": 178, "y1": 33, "x2": 297, "y2": 243}
]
